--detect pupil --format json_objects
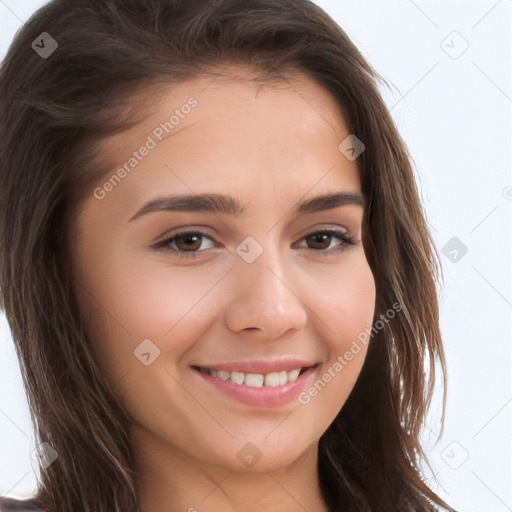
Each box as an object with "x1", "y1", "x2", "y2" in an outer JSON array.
[
  {"x1": 178, "y1": 234, "x2": 200, "y2": 251},
  {"x1": 310, "y1": 233, "x2": 329, "y2": 249}
]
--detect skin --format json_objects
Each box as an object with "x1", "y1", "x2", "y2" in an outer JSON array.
[{"x1": 70, "y1": 67, "x2": 376, "y2": 512}]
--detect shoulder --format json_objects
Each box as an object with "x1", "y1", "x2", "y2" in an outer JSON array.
[{"x1": 0, "y1": 497, "x2": 45, "y2": 511}]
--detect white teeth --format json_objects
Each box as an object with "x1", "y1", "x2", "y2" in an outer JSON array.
[
  {"x1": 199, "y1": 366, "x2": 307, "y2": 386},
  {"x1": 217, "y1": 370, "x2": 230, "y2": 381},
  {"x1": 287, "y1": 368, "x2": 301, "y2": 381},
  {"x1": 244, "y1": 373, "x2": 264, "y2": 387},
  {"x1": 264, "y1": 372, "x2": 280, "y2": 387},
  {"x1": 230, "y1": 371, "x2": 245, "y2": 385}
]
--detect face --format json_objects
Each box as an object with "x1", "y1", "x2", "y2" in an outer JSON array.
[{"x1": 70, "y1": 68, "x2": 376, "y2": 474}]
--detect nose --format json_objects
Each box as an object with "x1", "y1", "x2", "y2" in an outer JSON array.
[{"x1": 223, "y1": 243, "x2": 308, "y2": 339}]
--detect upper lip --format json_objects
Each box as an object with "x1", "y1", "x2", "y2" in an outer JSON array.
[{"x1": 192, "y1": 358, "x2": 318, "y2": 374}]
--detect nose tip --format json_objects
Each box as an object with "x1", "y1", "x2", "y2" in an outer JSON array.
[{"x1": 224, "y1": 255, "x2": 308, "y2": 337}]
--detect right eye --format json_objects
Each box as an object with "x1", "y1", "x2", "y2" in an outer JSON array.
[{"x1": 151, "y1": 230, "x2": 217, "y2": 258}]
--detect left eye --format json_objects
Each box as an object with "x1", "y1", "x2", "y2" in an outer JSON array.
[
  {"x1": 296, "y1": 230, "x2": 356, "y2": 252},
  {"x1": 151, "y1": 229, "x2": 356, "y2": 257}
]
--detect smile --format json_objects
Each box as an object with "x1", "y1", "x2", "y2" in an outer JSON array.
[
  {"x1": 191, "y1": 363, "x2": 319, "y2": 407},
  {"x1": 195, "y1": 366, "x2": 310, "y2": 387}
]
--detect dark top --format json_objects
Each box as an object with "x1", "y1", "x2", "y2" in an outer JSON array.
[{"x1": 0, "y1": 497, "x2": 45, "y2": 511}]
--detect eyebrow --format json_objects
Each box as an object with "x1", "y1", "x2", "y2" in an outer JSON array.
[{"x1": 128, "y1": 191, "x2": 365, "y2": 222}]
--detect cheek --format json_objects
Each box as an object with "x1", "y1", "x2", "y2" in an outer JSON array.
[
  {"x1": 107, "y1": 257, "x2": 226, "y2": 338},
  {"x1": 301, "y1": 254, "x2": 376, "y2": 400},
  {"x1": 74, "y1": 253, "x2": 225, "y2": 378},
  {"x1": 304, "y1": 251, "x2": 376, "y2": 345}
]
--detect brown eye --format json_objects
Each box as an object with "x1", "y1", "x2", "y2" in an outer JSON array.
[
  {"x1": 151, "y1": 228, "x2": 355, "y2": 259},
  {"x1": 306, "y1": 232, "x2": 333, "y2": 250},
  {"x1": 174, "y1": 234, "x2": 203, "y2": 251},
  {"x1": 298, "y1": 229, "x2": 355, "y2": 253},
  {"x1": 151, "y1": 231, "x2": 216, "y2": 255}
]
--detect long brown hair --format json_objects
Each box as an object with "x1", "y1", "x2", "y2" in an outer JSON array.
[{"x1": 0, "y1": 1, "x2": 456, "y2": 511}]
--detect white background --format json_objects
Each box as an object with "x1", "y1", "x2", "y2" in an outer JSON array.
[{"x1": 1, "y1": 1, "x2": 511, "y2": 510}]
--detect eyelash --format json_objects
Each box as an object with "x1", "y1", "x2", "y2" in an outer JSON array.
[{"x1": 151, "y1": 228, "x2": 356, "y2": 259}]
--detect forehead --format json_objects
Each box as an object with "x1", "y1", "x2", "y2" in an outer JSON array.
[
  {"x1": 86, "y1": 68, "x2": 361, "y2": 223},
  {"x1": 102, "y1": 66, "x2": 353, "y2": 161}
]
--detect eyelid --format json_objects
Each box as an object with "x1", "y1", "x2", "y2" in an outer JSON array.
[{"x1": 150, "y1": 225, "x2": 215, "y2": 244}]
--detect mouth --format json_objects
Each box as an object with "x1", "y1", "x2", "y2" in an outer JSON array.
[
  {"x1": 191, "y1": 363, "x2": 319, "y2": 407},
  {"x1": 191, "y1": 364, "x2": 316, "y2": 388}
]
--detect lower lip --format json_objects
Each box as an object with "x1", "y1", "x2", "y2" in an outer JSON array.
[{"x1": 192, "y1": 365, "x2": 318, "y2": 407}]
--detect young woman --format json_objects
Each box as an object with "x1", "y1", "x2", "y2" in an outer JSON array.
[{"x1": 0, "y1": 1, "x2": 457, "y2": 511}]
